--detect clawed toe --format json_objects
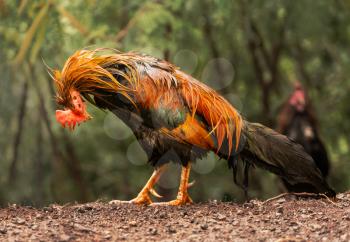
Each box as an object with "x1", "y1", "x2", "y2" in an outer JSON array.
[
  {"x1": 151, "y1": 195, "x2": 193, "y2": 206},
  {"x1": 130, "y1": 194, "x2": 153, "y2": 205},
  {"x1": 109, "y1": 193, "x2": 153, "y2": 205},
  {"x1": 109, "y1": 200, "x2": 131, "y2": 205}
]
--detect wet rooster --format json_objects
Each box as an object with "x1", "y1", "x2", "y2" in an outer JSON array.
[
  {"x1": 277, "y1": 83, "x2": 330, "y2": 192},
  {"x1": 54, "y1": 49, "x2": 335, "y2": 205}
]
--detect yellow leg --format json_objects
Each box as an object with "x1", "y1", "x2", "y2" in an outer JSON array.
[
  {"x1": 153, "y1": 163, "x2": 193, "y2": 206},
  {"x1": 109, "y1": 165, "x2": 167, "y2": 205}
]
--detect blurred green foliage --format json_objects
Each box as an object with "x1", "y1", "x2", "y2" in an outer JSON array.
[{"x1": 0, "y1": 0, "x2": 349, "y2": 206}]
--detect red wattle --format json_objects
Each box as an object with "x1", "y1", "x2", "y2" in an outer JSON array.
[{"x1": 56, "y1": 109, "x2": 89, "y2": 130}]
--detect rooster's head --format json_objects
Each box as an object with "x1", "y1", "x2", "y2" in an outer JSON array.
[{"x1": 289, "y1": 82, "x2": 307, "y2": 112}]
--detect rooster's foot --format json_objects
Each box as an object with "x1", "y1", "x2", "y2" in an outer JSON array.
[
  {"x1": 109, "y1": 193, "x2": 153, "y2": 205},
  {"x1": 152, "y1": 194, "x2": 193, "y2": 206}
]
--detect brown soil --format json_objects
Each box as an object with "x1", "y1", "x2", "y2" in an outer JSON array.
[{"x1": 0, "y1": 192, "x2": 349, "y2": 242}]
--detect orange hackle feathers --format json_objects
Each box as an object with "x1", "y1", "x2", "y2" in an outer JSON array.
[
  {"x1": 176, "y1": 72, "x2": 243, "y2": 155},
  {"x1": 54, "y1": 49, "x2": 138, "y2": 109},
  {"x1": 53, "y1": 49, "x2": 243, "y2": 155}
]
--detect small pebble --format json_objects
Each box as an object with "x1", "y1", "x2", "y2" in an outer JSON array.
[
  {"x1": 167, "y1": 226, "x2": 176, "y2": 233},
  {"x1": 129, "y1": 221, "x2": 137, "y2": 227},
  {"x1": 148, "y1": 228, "x2": 157, "y2": 235},
  {"x1": 276, "y1": 206, "x2": 284, "y2": 214},
  {"x1": 0, "y1": 227, "x2": 7, "y2": 234},
  {"x1": 200, "y1": 223, "x2": 208, "y2": 230},
  {"x1": 59, "y1": 234, "x2": 71, "y2": 242},
  {"x1": 217, "y1": 214, "x2": 226, "y2": 221},
  {"x1": 104, "y1": 234, "x2": 112, "y2": 239},
  {"x1": 16, "y1": 219, "x2": 25, "y2": 225}
]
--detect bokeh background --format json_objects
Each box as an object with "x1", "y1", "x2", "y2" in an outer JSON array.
[{"x1": 0, "y1": 0, "x2": 349, "y2": 206}]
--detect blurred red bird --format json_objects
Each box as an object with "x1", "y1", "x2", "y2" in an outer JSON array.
[
  {"x1": 277, "y1": 83, "x2": 330, "y2": 192},
  {"x1": 53, "y1": 49, "x2": 335, "y2": 205}
]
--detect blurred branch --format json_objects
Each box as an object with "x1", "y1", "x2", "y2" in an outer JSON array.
[
  {"x1": 62, "y1": 132, "x2": 90, "y2": 201},
  {"x1": 115, "y1": 15, "x2": 138, "y2": 43},
  {"x1": 17, "y1": 0, "x2": 28, "y2": 15},
  {"x1": 163, "y1": 23, "x2": 172, "y2": 61},
  {"x1": 30, "y1": 17, "x2": 48, "y2": 64},
  {"x1": 249, "y1": 23, "x2": 272, "y2": 71},
  {"x1": 0, "y1": 0, "x2": 7, "y2": 16},
  {"x1": 270, "y1": 13, "x2": 288, "y2": 88},
  {"x1": 201, "y1": 0, "x2": 227, "y2": 88},
  {"x1": 8, "y1": 78, "x2": 29, "y2": 182},
  {"x1": 238, "y1": 0, "x2": 289, "y2": 125},
  {"x1": 114, "y1": 2, "x2": 149, "y2": 43},
  {"x1": 13, "y1": 1, "x2": 50, "y2": 65},
  {"x1": 56, "y1": 5, "x2": 89, "y2": 36},
  {"x1": 292, "y1": 40, "x2": 312, "y2": 86},
  {"x1": 35, "y1": 112, "x2": 44, "y2": 204},
  {"x1": 239, "y1": 0, "x2": 270, "y2": 123}
]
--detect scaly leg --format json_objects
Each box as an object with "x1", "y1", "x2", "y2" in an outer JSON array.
[
  {"x1": 153, "y1": 163, "x2": 193, "y2": 206},
  {"x1": 109, "y1": 164, "x2": 167, "y2": 205}
]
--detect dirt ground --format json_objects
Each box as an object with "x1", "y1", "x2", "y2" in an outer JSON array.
[{"x1": 0, "y1": 192, "x2": 349, "y2": 242}]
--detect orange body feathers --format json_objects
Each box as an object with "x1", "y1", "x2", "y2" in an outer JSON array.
[{"x1": 54, "y1": 49, "x2": 243, "y2": 156}]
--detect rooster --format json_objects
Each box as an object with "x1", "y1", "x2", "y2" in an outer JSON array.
[
  {"x1": 277, "y1": 83, "x2": 330, "y2": 192},
  {"x1": 53, "y1": 49, "x2": 335, "y2": 205}
]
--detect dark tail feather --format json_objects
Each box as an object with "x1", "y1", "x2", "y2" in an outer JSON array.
[
  {"x1": 240, "y1": 121, "x2": 335, "y2": 197},
  {"x1": 229, "y1": 156, "x2": 250, "y2": 199}
]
